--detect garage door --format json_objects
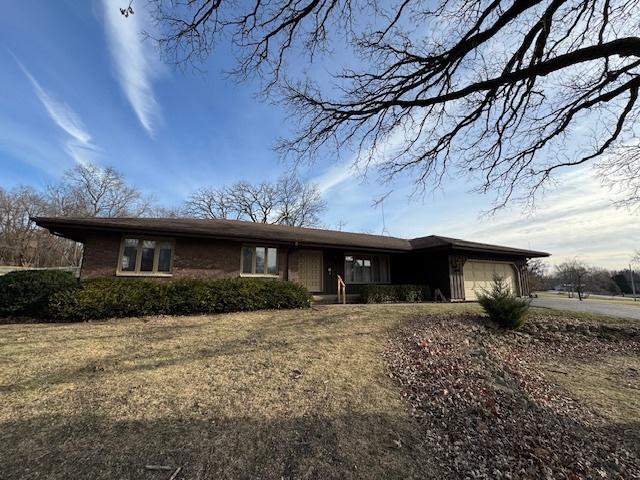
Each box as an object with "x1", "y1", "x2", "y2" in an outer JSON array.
[{"x1": 463, "y1": 261, "x2": 519, "y2": 300}]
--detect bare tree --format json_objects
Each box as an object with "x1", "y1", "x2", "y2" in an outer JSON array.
[
  {"x1": 184, "y1": 175, "x2": 326, "y2": 226},
  {"x1": 0, "y1": 186, "x2": 82, "y2": 267},
  {"x1": 183, "y1": 187, "x2": 235, "y2": 219},
  {"x1": 141, "y1": 0, "x2": 640, "y2": 210},
  {"x1": 588, "y1": 267, "x2": 622, "y2": 295},
  {"x1": 227, "y1": 181, "x2": 282, "y2": 223},
  {"x1": 148, "y1": 205, "x2": 185, "y2": 218},
  {"x1": 0, "y1": 162, "x2": 159, "y2": 268},
  {"x1": 556, "y1": 259, "x2": 589, "y2": 300},
  {"x1": 53, "y1": 163, "x2": 153, "y2": 217},
  {"x1": 275, "y1": 175, "x2": 325, "y2": 227},
  {"x1": 526, "y1": 258, "x2": 548, "y2": 293},
  {"x1": 0, "y1": 186, "x2": 48, "y2": 266}
]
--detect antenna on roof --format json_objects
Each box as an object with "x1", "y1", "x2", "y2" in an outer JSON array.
[
  {"x1": 372, "y1": 191, "x2": 392, "y2": 236},
  {"x1": 380, "y1": 201, "x2": 391, "y2": 236}
]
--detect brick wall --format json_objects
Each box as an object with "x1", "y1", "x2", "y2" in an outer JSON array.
[
  {"x1": 172, "y1": 237, "x2": 241, "y2": 278},
  {"x1": 80, "y1": 232, "x2": 296, "y2": 282},
  {"x1": 80, "y1": 233, "x2": 121, "y2": 279}
]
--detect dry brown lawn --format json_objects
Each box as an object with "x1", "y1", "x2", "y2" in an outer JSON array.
[
  {"x1": 543, "y1": 355, "x2": 640, "y2": 424},
  {"x1": 1, "y1": 303, "x2": 637, "y2": 479},
  {"x1": 1, "y1": 304, "x2": 473, "y2": 480}
]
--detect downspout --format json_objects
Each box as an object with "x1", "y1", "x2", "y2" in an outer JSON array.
[{"x1": 285, "y1": 248, "x2": 290, "y2": 281}]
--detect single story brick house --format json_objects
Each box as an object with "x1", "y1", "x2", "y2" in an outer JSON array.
[{"x1": 33, "y1": 217, "x2": 549, "y2": 301}]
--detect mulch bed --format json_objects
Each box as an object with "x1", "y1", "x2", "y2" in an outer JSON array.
[{"x1": 384, "y1": 314, "x2": 640, "y2": 479}]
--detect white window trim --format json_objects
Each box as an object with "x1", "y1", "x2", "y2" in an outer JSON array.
[
  {"x1": 344, "y1": 253, "x2": 390, "y2": 285},
  {"x1": 240, "y1": 245, "x2": 280, "y2": 278},
  {"x1": 116, "y1": 236, "x2": 175, "y2": 277}
]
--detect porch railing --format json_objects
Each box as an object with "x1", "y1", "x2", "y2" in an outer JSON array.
[{"x1": 337, "y1": 275, "x2": 346, "y2": 304}]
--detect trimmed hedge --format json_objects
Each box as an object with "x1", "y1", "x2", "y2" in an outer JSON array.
[
  {"x1": 361, "y1": 284, "x2": 432, "y2": 303},
  {"x1": 477, "y1": 277, "x2": 530, "y2": 329},
  {"x1": 48, "y1": 277, "x2": 311, "y2": 321},
  {"x1": 0, "y1": 270, "x2": 77, "y2": 318}
]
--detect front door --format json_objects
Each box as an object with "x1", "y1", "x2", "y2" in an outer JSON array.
[{"x1": 298, "y1": 250, "x2": 323, "y2": 292}]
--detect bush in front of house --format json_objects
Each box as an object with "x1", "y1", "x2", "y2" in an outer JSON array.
[
  {"x1": 361, "y1": 284, "x2": 432, "y2": 303},
  {"x1": 48, "y1": 277, "x2": 312, "y2": 321},
  {"x1": 477, "y1": 277, "x2": 530, "y2": 329},
  {"x1": 48, "y1": 277, "x2": 165, "y2": 321},
  {"x1": 163, "y1": 278, "x2": 312, "y2": 314},
  {"x1": 0, "y1": 270, "x2": 77, "y2": 318}
]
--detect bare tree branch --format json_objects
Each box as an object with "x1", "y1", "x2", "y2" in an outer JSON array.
[
  {"x1": 144, "y1": 0, "x2": 640, "y2": 210},
  {"x1": 183, "y1": 174, "x2": 326, "y2": 226}
]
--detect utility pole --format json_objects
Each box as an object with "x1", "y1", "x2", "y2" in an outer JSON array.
[{"x1": 630, "y1": 264, "x2": 637, "y2": 302}]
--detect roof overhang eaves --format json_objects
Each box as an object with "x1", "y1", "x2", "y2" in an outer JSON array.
[
  {"x1": 32, "y1": 217, "x2": 548, "y2": 257},
  {"x1": 32, "y1": 218, "x2": 411, "y2": 252},
  {"x1": 451, "y1": 246, "x2": 550, "y2": 258}
]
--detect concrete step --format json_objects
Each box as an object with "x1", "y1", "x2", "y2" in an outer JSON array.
[{"x1": 312, "y1": 294, "x2": 360, "y2": 304}]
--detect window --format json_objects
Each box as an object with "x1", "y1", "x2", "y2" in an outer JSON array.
[
  {"x1": 157, "y1": 242, "x2": 173, "y2": 272},
  {"x1": 140, "y1": 240, "x2": 156, "y2": 271},
  {"x1": 121, "y1": 239, "x2": 138, "y2": 272},
  {"x1": 241, "y1": 246, "x2": 278, "y2": 276},
  {"x1": 344, "y1": 254, "x2": 389, "y2": 284},
  {"x1": 118, "y1": 237, "x2": 173, "y2": 275}
]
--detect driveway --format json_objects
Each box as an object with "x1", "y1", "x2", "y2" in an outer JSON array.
[{"x1": 531, "y1": 296, "x2": 640, "y2": 320}]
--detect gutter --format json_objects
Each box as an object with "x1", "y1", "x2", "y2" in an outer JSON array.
[{"x1": 33, "y1": 220, "x2": 412, "y2": 253}]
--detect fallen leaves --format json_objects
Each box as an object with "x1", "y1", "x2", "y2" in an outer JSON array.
[{"x1": 383, "y1": 313, "x2": 640, "y2": 479}]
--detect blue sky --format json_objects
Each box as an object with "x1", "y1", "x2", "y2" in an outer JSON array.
[{"x1": 1, "y1": 1, "x2": 638, "y2": 269}]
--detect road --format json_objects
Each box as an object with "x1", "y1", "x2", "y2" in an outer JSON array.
[{"x1": 531, "y1": 296, "x2": 640, "y2": 320}]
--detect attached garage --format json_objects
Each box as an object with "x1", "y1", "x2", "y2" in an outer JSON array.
[
  {"x1": 463, "y1": 261, "x2": 519, "y2": 300},
  {"x1": 32, "y1": 217, "x2": 549, "y2": 300}
]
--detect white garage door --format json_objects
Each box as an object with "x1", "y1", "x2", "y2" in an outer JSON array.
[{"x1": 463, "y1": 261, "x2": 519, "y2": 301}]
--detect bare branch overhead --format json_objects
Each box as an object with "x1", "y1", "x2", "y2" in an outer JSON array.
[{"x1": 146, "y1": 0, "x2": 640, "y2": 210}]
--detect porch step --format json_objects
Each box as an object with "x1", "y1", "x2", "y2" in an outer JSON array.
[{"x1": 312, "y1": 294, "x2": 360, "y2": 304}]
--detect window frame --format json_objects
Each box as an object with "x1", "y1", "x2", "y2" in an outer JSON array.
[
  {"x1": 116, "y1": 236, "x2": 175, "y2": 277},
  {"x1": 344, "y1": 253, "x2": 390, "y2": 285},
  {"x1": 240, "y1": 244, "x2": 280, "y2": 278}
]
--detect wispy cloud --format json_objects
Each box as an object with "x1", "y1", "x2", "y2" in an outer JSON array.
[
  {"x1": 392, "y1": 166, "x2": 639, "y2": 268},
  {"x1": 101, "y1": 1, "x2": 162, "y2": 136},
  {"x1": 313, "y1": 126, "x2": 409, "y2": 193},
  {"x1": 315, "y1": 162, "x2": 359, "y2": 194},
  {"x1": 314, "y1": 133, "x2": 638, "y2": 269},
  {"x1": 13, "y1": 55, "x2": 98, "y2": 165}
]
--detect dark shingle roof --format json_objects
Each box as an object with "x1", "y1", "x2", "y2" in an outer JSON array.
[
  {"x1": 410, "y1": 235, "x2": 549, "y2": 257},
  {"x1": 32, "y1": 216, "x2": 549, "y2": 257},
  {"x1": 32, "y1": 216, "x2": 412, "y2": 251}
]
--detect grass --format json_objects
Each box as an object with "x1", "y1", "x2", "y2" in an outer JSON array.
[
  {"x1": 1, "y1": 302, "x2": 636, "y2": 479},
  {"x1": 530, "y1": 305, "x2": 640, "y2": 325},
  {"x1": 0, "y1": 303, "x2": 471, "y2": 480},
  {"x1": 537, "y1": 290, "x2": 640, "y2": 307},
  {"x1": 543, "y1": 355, "x2": 640, "y2": 425}
]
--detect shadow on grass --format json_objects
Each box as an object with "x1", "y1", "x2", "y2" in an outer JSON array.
[
  {"x1": 3, "y1": 408, "x2": 638, "y2": 479},
  {"x1": 1, "y1": 412, "x2": 430, "y2": 480},
  {"x1": 3, "y1": 307, "x2": 639, "y2": 478}
]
